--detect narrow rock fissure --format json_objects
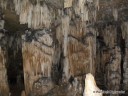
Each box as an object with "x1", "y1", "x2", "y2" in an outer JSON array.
[{"x1": 6, "y1": 32, "x2": 25, "y2": 96}]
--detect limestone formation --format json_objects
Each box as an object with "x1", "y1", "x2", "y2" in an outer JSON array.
[
  {"x1": 105, "y1": 46, "x2": 121, "y2": 95},
  {"x1": 0, "y1": 12, "x2": 9, "y2": 96},
  {"x1": 18, "y1": 0, "x2": 98, "y2": 95},
  {"x1": 0, "y1": 0, "x2": 128, "y2": 96},
  {"x1": 22, "y1": 29, "x2": 55, "y2": 95},
  {"x1": 83, "y1": 73, "x2": 102, "y2": 96},
  {"x1": 121, "y1": 22, "x2": 128, "y2": 91},
  {"x1": 0, "y1": 47, "x2": 9, "y2": 96}
]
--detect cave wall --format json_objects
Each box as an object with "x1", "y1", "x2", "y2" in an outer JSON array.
[
  {"x1": 0, "y1": 0, "x2": 128, "y2": 96},
  {"x1": 0, "y1": 12, "x2": 9, "y2": 96},
  {"x1": 22, "y1": 29, "x2": 55, "y2": 95},
  {"x1": 8, "y1": 0, "x2": 97, "y2": 95},
  {"x1": 121, "y1": 22, "x2": 128, "y2": 91}
]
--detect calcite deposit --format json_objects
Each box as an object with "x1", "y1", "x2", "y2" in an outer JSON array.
[{"x1": 0, "y1": 0, "x2": 128, "y2": 96}]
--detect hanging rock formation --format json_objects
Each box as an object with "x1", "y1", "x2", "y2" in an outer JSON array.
[
  {"x1": 0, "y1": 0, "x2": 128, "y2": 96},
  {"x1": 18, "y1": 0, "x2": 98, "y2": 95}
]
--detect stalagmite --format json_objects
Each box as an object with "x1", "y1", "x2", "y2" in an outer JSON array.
[
  {"x1": 83, "y1": 73, "x2": 102, "y2": 96},
  {"x1": 62, "y1": 16, "x2": 70, "y2": 80}
]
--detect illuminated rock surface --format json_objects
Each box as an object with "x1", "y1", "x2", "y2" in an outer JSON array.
[
  {"x1": 0, "y1": 0, "x2": 128, "y2": 96},
  {"x1": 83, "y1": 73, "x2": 102, "y2": 96}
]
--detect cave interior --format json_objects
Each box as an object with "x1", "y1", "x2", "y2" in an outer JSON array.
[{"x1": 0, "y1": 0, "x2": 128, "y2": 96}]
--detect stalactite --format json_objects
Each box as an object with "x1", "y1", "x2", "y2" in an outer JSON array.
[
  {"x1": 0, "y1": 0, "x2": 98, "y2": 29},
  {"x1": 1, "y1": 0, "x2": 128, "y2": 95},
  {"x1": 64, "y1": 0, "x2": 73, "y2": 8},
  {"x1": 86, "y1": 33, "x2": 96, "y2": 75},
  {"x1": 0, "y1": 20, "x2": 4, "y2": 30},
  {"x1": 62, "y1": 16, "x2": 70, "y2": 80},
  {"x1": 62, "y1": 16, "x2": 70, "y2": 57},
  {"x1": 0, "y1": 0, "x2": 7, "y2": 10},
  {"x1": 0, "y1": 0, "x2": 53, "y2": 29},
  {"x1": 73, "y1": 0, "x2": 89, "y2": 22},
  {"x1": 113, "y1": 8, "x2": 118, "y2": 21},
  {"x1": 121, "y1": 22, "x2": 128, "y2": 40},
  {"x1": 95, "y1": 0, "x2": 100, "y2": 10},
  {"x1": 103, "y1": 25, "x2": 117, "y2": 48},
  {"x1": 61, "y1": 19, "x2": 96, "y2": 84}
]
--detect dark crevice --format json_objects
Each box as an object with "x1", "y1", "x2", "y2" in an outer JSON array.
[
  {"x1": 6, "y1": 32, "x2": 25, "y2": 96},
  {"x1": 120, "y1": 38, "x2": 126, "y2": 89},
  {"x1": 116, "y1": 26, "x2": 125, "y2": 90}
]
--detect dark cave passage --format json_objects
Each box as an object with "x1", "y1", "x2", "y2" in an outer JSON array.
[{"x1": 6, "y1": 32, "x2": 24, "y2": 96}]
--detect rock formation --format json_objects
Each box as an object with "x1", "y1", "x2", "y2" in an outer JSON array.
[
  {"x1": 0, "y1": 0, "x2": 128, "y2": 96},
  {"x1": 0, "y1": 12, "x2": 9, "y2": 96},
  {"x1": 121, "y1": 22, "x2": 128, "y2": 91},
  {"x1": 105, "y1": 46, "x2": 121, "y2": 96},
  {"x1": 83, "y1": 73, "x2": 102, "y2": 96}
]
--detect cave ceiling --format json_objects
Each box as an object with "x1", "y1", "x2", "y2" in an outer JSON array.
[{"x1": 0, "y1": 0, "x2": 128, "y2": 31}]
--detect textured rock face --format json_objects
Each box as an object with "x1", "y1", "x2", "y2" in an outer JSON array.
[
  {"x1": 0, "y1": 47, "x2": 9, "y2": 96},
  {"x1": 0, "y1": 0, "x2": 128, "y2": 96},
  {"x1": 0, "y1": 12, "x2": 9, "y2": 96},
  {"x1": 105, "y1": 47, "x2": 121, "y2": 93},
  {"x1": 121, "y1": 22, "x2": 128, "y2": 91},
  {"x1": 0, "y1": 20, "x2": 4, "y2": 30},
  {"x1": 18, "y1": 0, "x2": 98, "y2": 95},
  {"x1": 22, "y1": 29, "x2": 55, "y2": 95}
]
